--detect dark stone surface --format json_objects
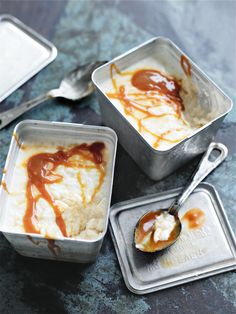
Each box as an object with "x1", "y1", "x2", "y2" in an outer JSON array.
[{"x1": 0, "y1": 0, "x2": 235, "y2": 313}]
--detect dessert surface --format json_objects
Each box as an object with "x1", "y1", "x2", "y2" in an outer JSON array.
[
  {"x1": 102, "y1": 55, "x2": 211, "y2": 150},
  {"x1": 3, "y1": 141, "x2": 112, "y2": 240}
]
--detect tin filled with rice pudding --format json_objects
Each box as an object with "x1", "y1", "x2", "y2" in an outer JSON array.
[
  {"x1": 0, "y1": 120, "x2": 117, "y2": 263},
  {"x1": 92, "y1": 37, "x2": 233, "y2": 180}
]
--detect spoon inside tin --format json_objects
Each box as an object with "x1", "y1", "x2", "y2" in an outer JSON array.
[
  {"x1": 0, "y1": 61, "x2": 106, "y2": 130},
  {"x1": 134, "y1": 142, "x2": 228, "y2": 253}
]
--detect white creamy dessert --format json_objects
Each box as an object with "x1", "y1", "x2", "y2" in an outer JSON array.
[
  {"x1": 153, "y1": 212, "x2": 176, "y2": 242},
  {"x1": 135, "y1": 211, "x2": 176, "y2": 251},
  {"x1": 101, "y1": 55, "x2": 212, "y2": 151},
  {"x1": 3, "y1": 140, "x2": 112, "y2": 240}
]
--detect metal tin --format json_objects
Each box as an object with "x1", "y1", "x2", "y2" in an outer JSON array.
[
  {"x1": 0, "y1": 15, "x2": 57, "y2": 102},
  {"x1": 92, "y1": 37, "x2": 233, "y2": 180},
  {"x1": 0, "y1": 120, "x2": 117, "y2": 263},
  {"x1": 109, "y1": 183, "x2": 236, "y2": 294}
]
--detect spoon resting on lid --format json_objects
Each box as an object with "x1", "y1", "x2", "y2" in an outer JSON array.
[{"x1": 134, "y1": 142, "x2": 228, "y2": 253}]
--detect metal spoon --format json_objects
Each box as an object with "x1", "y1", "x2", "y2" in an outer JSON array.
[
  {"x1": 0, "y1": 61, "x2": 106, "y2": 130},
  {"x1": 134, "y1": 142, "x2": 228, "y2": 253}
]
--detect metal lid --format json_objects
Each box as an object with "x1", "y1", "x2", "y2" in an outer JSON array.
[
  {"x1": 109, "y1": 183, "x2": 236, "y2": 294},
  {"x1": 0, "y1": 15, "x2": 57, "y2": 102}
]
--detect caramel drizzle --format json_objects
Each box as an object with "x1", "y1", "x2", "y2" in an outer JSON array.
[
  {"x1": 180, "y1": 55, "x2": 191, "y2": 76},
  {"x1": 23, "y1": 142, "x2": 105, "y2": 238},
  {"x1": 1, "y1": 180, "x2": 9, "y2": 194},
  {"x1": 77, "y1": 172, "x2": 87, "y2": 207},
  {"x1": 46, "y1": 238, "x2": 61, "y2": 257},
  {"x1": 106, "y1": 63, "x2": 189, "y2": 149},
  {"x1": 27, "y1": 235, "x2": 40, "y2": 245},
  {"x1": 27, "y1": 235, "x2": 61, "y2": 257},
  {"x1": 13, "y1": 132, "x2": 21, "y2": 149}
]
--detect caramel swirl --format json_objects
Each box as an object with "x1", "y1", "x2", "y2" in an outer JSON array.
[
  {"x1": 1, "y1": 180, "x2": 9, "y2": 194},
  {"x1": 106, "y1": 63, "x2": 189, "y2": 149},
  {"x1": 131, "y1": 69, "x2": 183, "y2": 103},
  {"x1": 180, "y1": 55, "x2": 191, "y2": 76},
  {"x1": 23, "y1": 142, "x2": 106, "y2": 237}
]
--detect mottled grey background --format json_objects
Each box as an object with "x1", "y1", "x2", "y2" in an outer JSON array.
[{"x1": 0, "y1": 0, "x2": 235, "y2": 313}]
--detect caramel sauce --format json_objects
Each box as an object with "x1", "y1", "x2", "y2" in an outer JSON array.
[
  {"x1": 182, "y1": 208, "x2": 205, "y2": 229},
  {"x1": 131, "y1": 69, "x2": 183, "y2": 101},
  {"x1": 180, "y1": 55, "x2": 191, "y2": 76},
  {"x1": 77, "y1": 172, "x2": 87, "y2": 206},
  {"x1": 1, "y1": 180, "x2": 9, "y2": 194},
  {"x1": 46, "y1": 239, "x2": 61, "y2": 257},
  {"x1": 106, "y1": 63, "x2": 188, "y2": 149},
  {"x1": 13, "y1": 132, "x2": 21, "y2": 149},
  {"x1": 134, "y1": 210, "x2": 180, "y2": 252},
  {"x1": 27, "y1": 235, "x2": 40, "y2": 245},
  {"x1": 27, "y1": 235, "x2": 61, "y2": 257},
  {"x1": 23, "y1": 142, "x2": 106, "y2": 238}
]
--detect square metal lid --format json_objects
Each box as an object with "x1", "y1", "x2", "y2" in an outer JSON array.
[
  {"x1": 0, "y1": 15, "x2": 57, "y2": 102},
  {"x1": 109, "y1": 183, "x2": 236, "y2": 294}
]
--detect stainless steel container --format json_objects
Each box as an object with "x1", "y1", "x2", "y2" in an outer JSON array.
[
  {"x1": 92, "y1": 37, "x2": 233, "y2": 180},
  {"x1": 109, "y1": 183, "x2": 236, "y2": 294},
  {"x1": 0, "y1": 120, "x2": 117, "y2": 263}
]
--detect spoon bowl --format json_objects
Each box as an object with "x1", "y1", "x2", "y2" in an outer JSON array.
[
  {"x1": 49, "y1": 61, "x2": 106, "y2": 100},
  {"x1": 134, "y1": 209, "x2": 181, "y2": 253}
]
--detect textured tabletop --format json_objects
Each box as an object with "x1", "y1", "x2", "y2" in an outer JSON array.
[{"x1": 0, "y1": 1, "x2": 235, "y2": 313}]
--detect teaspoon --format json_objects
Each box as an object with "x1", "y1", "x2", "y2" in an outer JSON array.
[
  {"x1": 134, "y1": 142, "x2": 228, "y2": 253},
  {"x1": 0, "y1": 61, "x2": 106, "y2": 130}
]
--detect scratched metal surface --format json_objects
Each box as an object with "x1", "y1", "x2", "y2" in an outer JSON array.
[{"x1": 0, "y1": 0, "x2": 235, "y2": 313}]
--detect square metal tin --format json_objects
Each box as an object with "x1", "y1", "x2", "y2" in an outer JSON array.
[
  {"x1": 0, "y1": 120, "x2": 117, "y2": 263},
  {"x1": 0, "y1": 15, "x2": 57, "y2": 102},
  {"x1": 92, "y1": 37, "x2": 233, "y2": 180},
  {"x1": 109, "y1": 183, "x2": 236, "y2": 294}
]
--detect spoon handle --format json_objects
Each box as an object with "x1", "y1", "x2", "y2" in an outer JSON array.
[
  {"x1": 0, "y1": 92, "x2": 51, "y2": 130},
  {"x1": 168, "y1": 142, "x2": 228, "y2": 215}
]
